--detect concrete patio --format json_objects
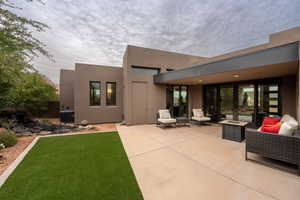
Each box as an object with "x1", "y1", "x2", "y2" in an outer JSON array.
[{"x1": 116, "y1": 124, "x2": 300, "y2": 200}]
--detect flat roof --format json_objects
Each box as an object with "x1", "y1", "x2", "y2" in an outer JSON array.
[{"x1": 153, "y1": 42, "x2": 299, "y2": 84}]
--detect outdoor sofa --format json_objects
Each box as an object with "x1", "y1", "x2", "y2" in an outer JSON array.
[
  {"x1": 190, "y1": 108, "x2": 211, "y2": 124},
  {"x1": 245, "y1": 115, "x2": 300, "y2": 175},
  {"x1": 156, "y1": 109, "x2": 176, "y2": 128}
]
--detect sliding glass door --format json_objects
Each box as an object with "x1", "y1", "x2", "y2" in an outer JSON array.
[
  {"x1": 204, "y1": 86, "x2": 218, "y2": 121},
  {"x1": 220, "y1": 85, "x2": 234, "y2": 120},
  {"x1": 238, "y1": 84, "x2": 255, "y2": 122},
  {"x1": 166, "y1": 85, "x2": 189, "y2": 118},
  {"x1": 256, "y1": 83, "x2": 280, "y2": 126},
  {"x1": 203, "y1": 79, "x2": 281, "y2": 126}
]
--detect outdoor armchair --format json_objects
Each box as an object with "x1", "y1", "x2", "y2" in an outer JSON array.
[
  {"x1": 191, "y1": 108, "x2": 211, "y2": 124},
  {"x1": 156, "y1": 109, "x2": 176, "y2": 128}
]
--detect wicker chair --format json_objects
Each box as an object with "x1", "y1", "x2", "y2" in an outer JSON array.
[{"x1": 245, "y1": 128, "x2": 300, "y2": 175}]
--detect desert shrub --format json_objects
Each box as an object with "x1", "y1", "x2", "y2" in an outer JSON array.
[
  {"x1": 0, "y1": 143, "x2": 5, "y2": 150},
  {"x1": 40, "y1": 118, "x2": 51, "y2": 124},
  {"x1": 0, "y1": 118, "x2": 12, "y2": 129},
  {"x1": 0, "y1": 131, "x2": 17, "y2": 147}
]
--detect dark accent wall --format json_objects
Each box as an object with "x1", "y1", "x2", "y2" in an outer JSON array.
[{"x1": 282, "y1": 75, "x2": 297, "y2": 118}]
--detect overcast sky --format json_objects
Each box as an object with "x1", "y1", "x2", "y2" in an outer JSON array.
[{"x1": 13, "y1": 0, "x2": 300, "y2": 83}]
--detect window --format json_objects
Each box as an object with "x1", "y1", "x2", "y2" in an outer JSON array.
[
  {"x1": 90, "y1": 81, "x2": 101, "y2": 106},
  {"x1": 132, "y1": 66, "x2": 160, "y2": 75},
  {"x1": 106, "y1": 82, "x2": 116, "y2": 106}
]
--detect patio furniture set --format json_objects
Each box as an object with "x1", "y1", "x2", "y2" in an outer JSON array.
[
  {"x1": 157, "y1": 108, "x2": 300, "y2": 175},
  {"x1": 245, "y1": 115, "x2": 300, "y2": 175},
  {"x1": 220, "y1": 114, "x2": 300, "y2": 175},
  {"x1": 156, "y1": 109, "x2": 210, "y2": 128}
]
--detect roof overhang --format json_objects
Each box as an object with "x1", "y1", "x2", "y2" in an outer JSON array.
[{"x1": 153, "y1": 42, "x2": 299, "y2": 84}]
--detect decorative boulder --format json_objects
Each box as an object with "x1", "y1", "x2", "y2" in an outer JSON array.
[{"x1": 81, "y1": 120, "x2": 88, "y2": 126}]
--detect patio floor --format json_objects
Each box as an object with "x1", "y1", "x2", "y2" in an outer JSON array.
[{"x1": 116, "y1": 124, "x2": 300, "y2": 200}]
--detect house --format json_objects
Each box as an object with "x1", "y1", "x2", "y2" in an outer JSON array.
[{"x1": 60, "y1": 26, "x2": 300, "y2": 126}]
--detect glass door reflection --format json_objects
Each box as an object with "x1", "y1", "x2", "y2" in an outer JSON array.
[
  {"x1": 238, "y1": 84, "x2": 255, "y2": 122},
  {"x1": 204, "y1": 85, "x2": 218, "y2": 121},
  {"x1": 220, "y1": 85, "x2": 234, "y2": 120},
  {"x1": 166, "y1": 85, "x2": 189, "y2": 118}
]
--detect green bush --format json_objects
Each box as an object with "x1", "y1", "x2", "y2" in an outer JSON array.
[
  {"x1": 0, "y1": 119, "x2": 13, "y2": 129},
  {"x1": 0, "y1": 131, "x2": 17, "y2": 147}
]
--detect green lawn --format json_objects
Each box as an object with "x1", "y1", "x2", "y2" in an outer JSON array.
[{"x1": 0, "y1": 132, "x2": 144, "y2": 200}]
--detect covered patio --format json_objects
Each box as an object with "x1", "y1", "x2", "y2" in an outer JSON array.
[
  {"x1": 154, "y1": 42, "x2": 299, "y2": 126},
  {"x1": 117, "y1": 124, "x2": 300, "y2": 200}
]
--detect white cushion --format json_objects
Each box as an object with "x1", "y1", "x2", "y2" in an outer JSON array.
[
  {"x1": 192, "y1": 116, "x2": 210, "y2": 122},
  {"x1": 279, "y1": 122, "x2": 294, "y2": 136},
  {"x1": 257, "y1": 126, "x2": 262, "y2": 132},
  {"x1": 159, "y1": 109, "x2": 171, "y2": 119},
  {"x1": 158, "y1": 118, "x2": 176, "y2": 124},
  {"x1": 280, "y1": 114, "x2": 298, "y2": 131},
  {"x1": 193, "y1": 109, "x2": 204, "y2": 118}
]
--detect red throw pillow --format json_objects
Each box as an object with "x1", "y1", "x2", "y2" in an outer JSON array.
[
  {"x1": 261, "y1": 122, "x2": 281, "y2": 133},
  {"x1": 262, "y1": 117, "x2": 280, "y2": 126},
  {"x1": 261, "y1": 117, "x2": 281, "y2": 133}
]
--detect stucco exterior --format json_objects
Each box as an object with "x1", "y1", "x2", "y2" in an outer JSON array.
[
  {"x1": 122, "y1": 45, "x2": 206, "y2": 125},
  {"x1": 59, "y1": 69, "x2": 75, "y2": 110},
  {"x1": 73, "y1": 64, "x2": 123, "y2": 124},
  {"x1": 60, "y1": 26, "x2": 300, "y2": 124}
]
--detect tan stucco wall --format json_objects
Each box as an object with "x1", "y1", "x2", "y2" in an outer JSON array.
[
  {"x1": 59, "y1": 69, "x2": 75, "y2": 110},
  {"x1": 59, "y1": 26, "x2": 300, "y2": 125},
  {"x1": 74, "y1": 63, "x2": 123, "y2": 124},
  {"x1": 123, "y1": 45, "x2": 206, "y2": 125},
  {"x1": 189, "y1": 85, "x2": 203, "y2": 115},
  {"x1": 269, "y1": 27, "x2": 300, "y2": 47}
]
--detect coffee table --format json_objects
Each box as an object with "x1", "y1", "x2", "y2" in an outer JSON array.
[{"x1": 219, "y1": 120, "x2": 248, "y2": 142}]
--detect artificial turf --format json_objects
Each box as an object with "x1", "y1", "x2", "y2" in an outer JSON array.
[{"x1": 0, "y1": 132, "x2": 144, "y2": 200}]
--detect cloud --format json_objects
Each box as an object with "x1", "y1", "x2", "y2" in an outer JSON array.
[{"x1": 12, "y1": 0, "x2": 300, "y2": 83}]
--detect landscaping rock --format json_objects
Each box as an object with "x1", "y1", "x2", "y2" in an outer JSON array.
[
  {"x1": 22, "y1": 132, "x2": 34, "y2": 136},
  {"x1": 1, "y1": 115, "x2": 88, "y2": 135},
  {"x1": 12, "y1": 125, "x2": 26, "y2": 133},
  {"x1": 38, "y1": 131, "x2": 51, "y2": 135},
  {"x1": 86, "y1": 125, "x2": 95, "y2": 129},
  {"x1": 81, "y1": 120, "x2": 88, "y2": 126},
  {"x1": 52, "y1": 129, "x2": 71, "y2": 134}
]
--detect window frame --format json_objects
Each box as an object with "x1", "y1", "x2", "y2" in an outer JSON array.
[
  {"x1": 166, "y1": 68, "x2": 174, "y2": 72},
  {"x1": 89, "y1": 81, "x2": 101, "y2": 106},
  {"x1": 131, "y1": 65, "x2": 160, "y2": 75},
  {"x1": 106, "y1": 81, "x2": 117, "y2": 106}
]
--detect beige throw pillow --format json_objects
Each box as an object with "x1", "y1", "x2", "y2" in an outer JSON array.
[
  {"x1": 279, "y1": 122, "x2": 294, "y2": 136},
  {"x1": 159, "y1": 110, "x2": 171, "y2": 119},
  {"x1": 193, "y1": 109, "x2": 204, "y2": 118}
]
